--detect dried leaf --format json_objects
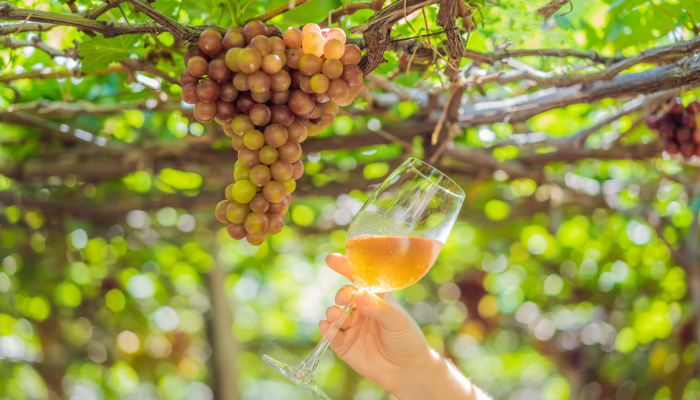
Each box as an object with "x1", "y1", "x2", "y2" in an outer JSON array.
[{"x1": 536, "y1": 0, "x2": 572, "y2": 22}]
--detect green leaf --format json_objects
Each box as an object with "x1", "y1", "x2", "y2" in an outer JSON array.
[
  {"x1": 153, "y1": 0, "x2": 180, "y2": 17},
  {"x1": 181, "y1": 0, "x2": 226, "y2": 19},
  {"x1": 78, "y1": 35, "x2": 142, "y2": 73}
]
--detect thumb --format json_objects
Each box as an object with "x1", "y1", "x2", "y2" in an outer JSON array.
[{"x1": 355, "y1": 290, "x2": 407, "y2": 330}]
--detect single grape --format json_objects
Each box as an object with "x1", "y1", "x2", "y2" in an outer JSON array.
[
  {"x1": 232, "y1": 135, "x2": 245, "y2": 151},
  {"x1": 264, "y1": 124, "x2": 289, "y2": 148},
  {"x1": 215, "y1": 99, "x2": 236, "y2": 121},
  {"x1": 246, "y1": 232, "x2": 265, "y2": 246},
  {"x1": 340, "y1": 44, "x2": 362, "y2": 65},
  {"x1": 323, "y1": 39, "x2": 345, "y2": 60},
  {"x1": 291, "y1": 160, "x2": 304, "y2": 179},
  {"x1": 302, "y1": 23, "x2": 322, "y2": 36},
  {"x1": 194, "y1": 101, "x2": 217, "y2": 122},
  {"x1": 259, "y1": 146, "x2": 279, "y2": 165},
  {"x1": 232, "y1": 115, "x2": 254, "y2": 136},
  {"x1": 238, "y1": 148, "x2": 260, "y2": 168},
  {"x1": 322, "y1": 101, "x2": 338, "y2": 116},
  {"x1": 219, "y1": 82, "x2": 239, "y2": 102},
  {"x1": 299, "y1": 54, "x2": 323, "y2": 76},
  {"x1": 233, "y1": 165, "x2": 250, "y2": 180},
  {"x1": 216, "y1": 200, "x2": 230, "y2": 223},
  {"x1": 251, "y1": 90, "x2": 272, "y2": 103},
  {"x1": 270, "y1": 90, "x2": 290, "y2": 104},
  {"x1": 341, "y1": 64, "x2": 363, "y2": 87},
  {"x1": 309, "y1": 74, "x2": 330, "y2": 94},
  {"x1": 181, "y1": 83, "x2": 198, "y2": 104},
  {"x1": 327, "y1": 79, "x2": 349, "y2": 103},
  {"x1": 270, "y1": 159, "x2": 293, "y2": 181},
  {"x1": 223, "y1": 29, "x2": 246, "y2": 50},
  {"x1": 187, "y1": 56, "x2": 208, "y2": 78},
  {"x1": 322, "y1": 59, "x2": 344, "y2": 80},
  {"x1": 266, "y1": 215, "x2": 284, "y2": 235},
  {"x1": 261, "y1": 54, "x2": 284, "y2": 75},
  {"x1": 199, "y1": 29, "x2": 224, "y2": 57},
  {"x1": 263, "y1": 181, "x2": 286, "y2": 203},
  {"x1": 319, "y1": 113, "x2": 335, "y2": 127},
  {"x1": 270, "y1": 70, "x2": 291, "y2": 92},
  {"x1": 249, "y1": 164, "x2": 272, "y2": 186},
  {"x1": 185, "y1": 47, "x2": 211, "y2": 65},
  {"x1": 231, "y1": 26, "x2": 244, "y2": 33},
  {"x1": 225, "y1": 48, "x2": 243, "y2": 72},
  {"x1": 207, "y1": 59, "x2": 231, "y2": 83},
  {"x1": 250, "y1": 35, "x2": 272, "y2": 57},
  {"x1": 247, "y1": 70, "x2": 271, "y2": 93},
  {"x1": 250, "y1": 193, "x2": 271, "y2": 213},
  {"x1": 272, "y1": 50, "x2": 287, "y2": 65},
  {"x1": 300, "y1": 75, "x2": 314, "y2": 94},
  {"x1": 226, "y1": 201, "x2": 250, "y2": 224},
  {"x1": 325, "y1": 28, "x2": 346, "y2": 44},
  {"x1": 308, "y1": 122, "x2": 324, "y2": 137},
  {"x1": 281, "y1": 179, "x2": 296, "y2": 194},
  {"x1": 268, "y1": 197, "x2": 289, "y2": 216},
  {"x1": 237, "y1": 47, "x2": 262, "y2": 73},
  {"x1": 236, "y1": 92, "x2": 255, "y2": 114},
  {"x1": 227, "y1": 223, "x2": 247, "y2": 240},
  {"x1": 302, "y1": 33, "x2": 324, "y2": 57},
  {"x1": 224, "y1": 183, "x2": 235, "y2": 201},
  {"x1": 232, "y1": 180, "x2": 257, "y2": 204},
  {"x1": 286, "y1": 47, "x2": 305, "y2": 69},
  {"x1": 180, "y1": 71, "x2": 199, "y2": 86},
  {"x1": 196, "y1": 79, "x2": 220, "y2": 102},
  {"x1": 287, "y1": 122, "x2": 308, "y2": 143},
  {"x1": 288, "y1": 90, "x2": 315, "y2": 115},
  {"x1": 283, "y1": 27, "x2": 303, "y2": 47},
  {"x1": 339, "y1": 83, "x2": 363, "y2": 106},
  {"x1": 313, "y1": 91, "x2": 330, "y2": 103},
  {"x1": 243, "y1": 129, "x2": 265, "y2": 150},
  {"x1": 270, "y1": 105, "x2": 295, "y2": 127},
  {"x1": 291, "y1": 70, "x2": 303, "y2": 89},
  {"x1": 243, "y1": 20, "x2": 268, "y2": 44},
  {"x1": 245, "y1": 104, "x2": 269, "y2": 127},
  {"x1": 233, "y1": 73, "x2": 250, "y2": 91},
  {"x1": 269, "y1": 36, "x2": 286, "y2": 53},
  {"x1": 224, "y1": 121, "x2": 236, "y2": 137},
  {"x1": 267, "y1": 25, "x2": 283, "y2": 38}
]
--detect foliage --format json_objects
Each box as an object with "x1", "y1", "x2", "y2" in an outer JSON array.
[{"x1": 1, "y1": 0, "x2": 700, "y2": 399}]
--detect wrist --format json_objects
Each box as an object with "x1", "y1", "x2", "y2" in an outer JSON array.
[{"x1": 390, "y1": 350, "x2": 449, "y2": 400}]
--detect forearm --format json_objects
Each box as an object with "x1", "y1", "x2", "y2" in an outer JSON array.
[{"x1": 391, "y1": 351, "x2": 491, "y2": 400}]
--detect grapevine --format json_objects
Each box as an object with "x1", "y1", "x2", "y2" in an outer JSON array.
[{"x1": 181, "y1": 21, "x2": 364, "y2": 246}]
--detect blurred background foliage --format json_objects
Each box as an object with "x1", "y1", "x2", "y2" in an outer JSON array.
[{"x1": 1, "y1": 0, "x2": 700, "y2": 399}]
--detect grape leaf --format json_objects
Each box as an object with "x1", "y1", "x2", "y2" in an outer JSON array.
[
  {"x1": 78, "y1": 35, "x2": 142, "y2": 74},
  {"x1": 181, "y1": 0, "x2": 225, "y2": 19},
  {"x1": 153, "y1": 0, "x2": 180, "y2": 17}
]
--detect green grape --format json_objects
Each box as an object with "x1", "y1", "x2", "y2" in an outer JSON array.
[
  {"x1": 310, "y1": 74, "x2": 329, "y2": 94},
  {"x1": 225, "y1": 48, "x2": 243, "y2": 72},
  {"x1": 237, "y1": 47, "x2": 262, "y2": 73},
  {"x1": 281, "y1": 178, "x2": 296, "y2": 194},
  {"x1": 249, "y1": 164, "x2": 272, "y2": 186},
  {"x1": 232, "y1": 115, "x2": 254, "y2": 136},
  {"x1": 299, "y1": 54, "x2": 323, "y2": 76},
  {"x1": 224, "y1": 120, "x2": 236, "y2": 137},
  {"x1": 322, "y1": 59, "x2": 343, "y2": 80},
  {"x1": 226, "y1": 201, "x2": 250, "y2": 224},
  {"x1": 225, "y1": 184, "x2": 235, "y2": 201},
  {"x1": 231, "y1": 180, "x2": 257, "y2": 203},
  {"x1": 270, "y1": 70, "x2": 291, "y2": 92},
  {"x1": 216, "y1": 200, "x2": 230, "y2": 223},
  {"x1": 232, "y1": 135, "x2": 245, "y2": 151},
  {"x1": 262, "y1": 181, "x2": 286, "y2": 203},
  {"x1": 259, "y1": 146, "x2": 279, "y2": 165},
  {"x1": 243, "y1": 130, "x2": 265, "y2": 150},
  {"x1": 233, "y1": 165, "x2": 250, "y2": 181},
  {"x1": 233, "y1": 73, "x2": 250, "y2": 91},
  {"x1": 244, "y1": 212, "x2": 269, "y2": 234},
  {"x1": 187, "y1": 56, "x2": 208, "y2": 78}
]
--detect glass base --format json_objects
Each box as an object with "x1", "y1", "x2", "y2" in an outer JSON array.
[{"x1": 262, "y1": 354, "x2": 332, "y2": 400}]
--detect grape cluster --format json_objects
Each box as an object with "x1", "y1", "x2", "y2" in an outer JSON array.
[
  {"x1": 646, "y1": 99, "x2": 700, "y2": 159},
  {"x1": 180, "y1": 21, "x2": 364, "y2": 245}
]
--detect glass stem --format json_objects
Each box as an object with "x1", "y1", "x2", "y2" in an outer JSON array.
[{"x1": 298, "y1": 293, "x2": 355, "y2": 376}]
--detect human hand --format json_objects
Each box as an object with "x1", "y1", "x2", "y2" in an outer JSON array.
[{"x1": 319, "y1": 253, "x2": 434, "y2": 395}]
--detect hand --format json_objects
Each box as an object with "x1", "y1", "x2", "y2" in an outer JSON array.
[
  {"x1": 320, "y1": 253, "x2": 492, "y2": 400},
  {"x1": 320, "y1": 253, "x2": 434, "y2": 395}
]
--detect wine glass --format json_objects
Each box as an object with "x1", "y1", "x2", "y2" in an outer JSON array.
[{"x1": 262, "y1": 157, "x2": 465, "y2": 400}]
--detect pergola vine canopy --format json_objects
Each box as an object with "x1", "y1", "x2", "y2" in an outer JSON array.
[{"x1": 1, "y1": 0, "x2": 700, "y2": 399}]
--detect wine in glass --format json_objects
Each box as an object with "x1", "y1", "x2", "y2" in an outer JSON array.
[{"x1": 263, "y1": 157, "x2": 465, "y2": 400}]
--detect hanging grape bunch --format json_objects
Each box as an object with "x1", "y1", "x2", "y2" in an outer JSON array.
[
  {"x1": 646, "y1": 98, "x2": 700, "y2": 159},
  {"x1": 180, "y1": 20, "x2": 364, "y2": 246}
]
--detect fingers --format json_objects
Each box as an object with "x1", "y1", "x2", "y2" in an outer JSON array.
[
  {"x1": 326, "y1": 253, "x2": 353, "y2": 282},
  {"x1": 325, "y1": 306, "x2": 356, "y2": 329},
  {"x1": 355, "y1": 289, "x2": 408, "y2": 330},
  {"x1": 335, "y1": 285, "x2": 356, "y2": 306}
]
